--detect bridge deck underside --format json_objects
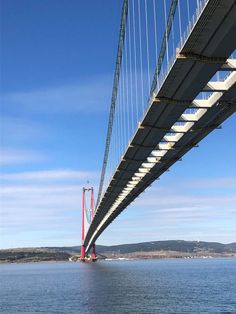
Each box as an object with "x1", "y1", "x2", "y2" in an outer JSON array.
[{"x1": 85, "y1": 0, "x2": 236, "y2": 250}]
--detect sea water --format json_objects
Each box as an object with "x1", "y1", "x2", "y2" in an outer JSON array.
[{"x1": 0, "y1": 259, "x2": 236, "y2": 313}]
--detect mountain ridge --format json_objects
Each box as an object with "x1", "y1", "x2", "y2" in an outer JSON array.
[{"x1": 1, "y1": 240, "x2": 236, "y2": 263}]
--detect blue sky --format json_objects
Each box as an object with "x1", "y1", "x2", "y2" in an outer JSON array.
[{"x1": 0, "y1": 0, "x2": 235, "y2": 249}]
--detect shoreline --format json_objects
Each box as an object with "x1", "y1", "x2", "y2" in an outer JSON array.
[
  {"x1": 1, "y1": 241, "x2": 236, "y2": 264},
  {"x1": 1, "y1": 254, "x2": 236, "y2": 264}
]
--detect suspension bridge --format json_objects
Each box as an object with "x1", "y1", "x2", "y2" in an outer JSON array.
[{"x1": 80, "y1": 0, "x2": 236, "y2": 260}]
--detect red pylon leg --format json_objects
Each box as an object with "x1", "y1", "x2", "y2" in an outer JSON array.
[
  {"x1": 90, "y1": 188, "x2": 97, "y2": 261},
  {"x1": 81, "y1": 188, "x2": 86, "y2": 261},
  {"x1": 81, "y1": 245, "x2": 85, "y2": 260},
  {"x1": 80, "y1": 186, "x2": 96, "y2": 262},
  {"x1": 91, "y1": 244, "x2": 97, "y2": 261}
]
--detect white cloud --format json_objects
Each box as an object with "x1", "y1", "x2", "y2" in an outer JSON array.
[
  {"x1": 0, "y1": 115, "x2": 46, "y2": 142},
  {"x1": 0, "y1": 184, "x2": 81, "y2": 215},
  {"x1": 0, "y1": 169, "x2": 99, "y2": 245},
  {"x1": 0, "y1": 149, "x2": 46, "y2": 165},
  {"x1": 134, "y1": 191, "x2": 236, "y2": 210},
  {"x1": 1, "y1": 174, "x2": 236, "y2": 248},
  {"x1": 0, "y1": 169, "x2": 98, "y2": 181},
  {"x1": 129, "y1": 178, "x2": 236, "y2": 224},
  {"x1": 98, "y1": 177, "x2": 236, "y2": 245},
  {"x1": 1, "y1": 76, "x2": 111, "y2": 114},
  {"x1": 173, "y1": 177, "x2": 236, "y2": 189}
]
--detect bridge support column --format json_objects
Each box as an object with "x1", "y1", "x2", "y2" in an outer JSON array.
[
  {"x1": 91, "y1": 244, "x2": 97, "y2": 261},
  {"x1": 90, "y1": 188, "x2": 97, "y2": 261},
  {"x1": 80, "y1": 188, "x2": 86, "y2": 261},
  {"x1": 80, "y1": 186, "x2": 97, "y2": 262},
  {"x1": 81, "y1": 245, "x2": 86, "y2": 261}
]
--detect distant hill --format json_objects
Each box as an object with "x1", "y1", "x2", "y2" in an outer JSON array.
[
  {"x1": 49, "y1": 240, "x2": 236, "y2": 254},
  {"x1": 0, "y1": 248, "x2": 70, "y2": 263},
  {"x1": 1, "y1": 240, "x2": 236, "y2": 263},
  {"x1": 95, "y1": 240, "x2": 236, "y2": 254}
]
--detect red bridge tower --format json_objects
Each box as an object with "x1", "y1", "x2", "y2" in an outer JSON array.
[{"x1": 81, "y1": 187, "x2": 97, "y2": 262}]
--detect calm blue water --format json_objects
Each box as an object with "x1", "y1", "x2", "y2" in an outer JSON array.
[{"x1": 0, "y1": 259, "x2": 236, "y2": 313}]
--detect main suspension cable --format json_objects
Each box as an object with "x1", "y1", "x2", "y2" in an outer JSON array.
[{"x1": 96, "y1": 0, "x2": 128, "y2": 208}]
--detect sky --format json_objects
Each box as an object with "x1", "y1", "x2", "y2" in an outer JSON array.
[{"x1": 0, "y1": 0, "x2": 235, "y2": 249}]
